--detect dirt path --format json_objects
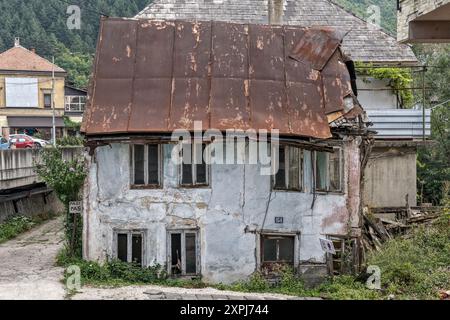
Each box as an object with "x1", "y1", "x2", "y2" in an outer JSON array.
[
  {"x1": 0, "y1": 216, "x2": 66, "y2": 300},
  {"x1": 0, "y1": 217, "x2": 312, "y2": 300}
]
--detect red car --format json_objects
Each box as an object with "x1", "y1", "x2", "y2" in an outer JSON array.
[{"x1": 9, "y1": 134, "x2": 36, "y2": 149}]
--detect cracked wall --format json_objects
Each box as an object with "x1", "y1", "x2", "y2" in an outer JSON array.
[{"x1": 83, "y1": 137, "x2": 361, "y2": 284}]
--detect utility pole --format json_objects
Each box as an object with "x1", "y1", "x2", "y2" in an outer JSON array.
[
  {"x1": 422, "y1": 66, "x2": 426, "y2": 142},
  {"x1": 52, "y1": 57, "x2": 56, "y2": 147}
]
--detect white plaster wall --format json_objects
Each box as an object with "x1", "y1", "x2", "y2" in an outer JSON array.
[
  {"x1": 83, "y1": 137, "x2": 361, "y2": 284},
  {"x1": 356, "y1": 78, "x2": 398, "y2": 110}
]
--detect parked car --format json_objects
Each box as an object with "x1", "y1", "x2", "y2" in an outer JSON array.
[
  {"x1": 0, "y1": 136, "x2": 10, "y2": 150},
  {"x1": 9, "y1": 134, "x2": 37, "y2": 149},
  {"x1": 9, "y1": 134, "x2": 50, "y2": 149}
]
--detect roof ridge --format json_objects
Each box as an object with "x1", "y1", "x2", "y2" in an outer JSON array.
[{"x1": 327, "y1": 0, "x2": 396, "y2": 39}]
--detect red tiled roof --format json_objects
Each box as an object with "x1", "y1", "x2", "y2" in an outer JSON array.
[{"x1": 0, "y1": 46, "x2": 65, "y2": 73}]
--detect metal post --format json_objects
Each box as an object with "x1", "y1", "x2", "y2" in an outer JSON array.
[
  {"x1": 422, "y1": 66, "x2": 426, "y2": 142},
  {"x1": 52, "y1": 57, "x2": 56, "y2": 147}
]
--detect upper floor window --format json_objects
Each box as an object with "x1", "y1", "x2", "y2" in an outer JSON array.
[
  {"x1": 273, "y1": 145, "x2": 303, "y2": 191},
  {"x1": 315, "y1": 148, "x2": 343, "y2": 192},
  {"x1": 65, "y1": 95, "x2": 86, "y2": 112},
  {"x1": 180, "y1": 143, "x2": 209, "y2": 187},
  {"x1": 131, "y1": 144, "x2": 162, "y2": 188},
  {"x1": 44, "y1": 93, "x2": 52, "y2": 108}
]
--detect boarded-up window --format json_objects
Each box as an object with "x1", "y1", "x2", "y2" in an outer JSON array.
[
  {"x1": 315, "y1": 148, "x2": 342, "y2": 192},
  {"x1": 115, "y1": 231, "x2": 144, "y2": 266},
  {"x1": 168, "y1": 230, "x2": 200, "y2": 276},
  {"x1": 131, "y1": 144, "x2": 161, "y2": 187},
  {"x1": 273, "y1": 146, "x2": 303, "y2": 191},
  {"x1": 5, "y1": 78, "x2": 38, "y2": 107},
  {"x1": 180, "y1": 144, "x2": 209, "y2": 187}
]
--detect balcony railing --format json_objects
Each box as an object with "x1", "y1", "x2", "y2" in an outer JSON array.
[{"x1": 65, "y1": 95, "x2": 86, "y2": 113}]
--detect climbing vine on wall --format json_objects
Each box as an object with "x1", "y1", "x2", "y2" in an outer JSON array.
[
  {"x1": 356, "y1": 62, "x2": 414, "y2": 108},
  {"x1": 35, "y1": 148, "x2": 86, "y2": 257}
]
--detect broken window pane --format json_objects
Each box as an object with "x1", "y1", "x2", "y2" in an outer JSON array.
[
  {"x1": 117, "y1": 234, "x2": 128, "y2": 263},
  {"x1": 274, "y1": 147, "x2": 286, "y2": 189},
  {"x1": 196, "y1": 144, "x2": 207, "y2": 184},
  {"x1": 288, "y1": 147, "x2": 300, "y2": 190},
  {"x1": 132, "y1": 234, "x2": 142, "y2": 266},
  {"x1": 329, "y1": 149, "x2": 341, "y2": 191},
  {"x1": 182, "y1": 163, "x2": 193, "y2": 185},
  {"x1": 316, "y1": 151, "x2": 327, "y2": 191},
  {"x1": 171, "y1": 233, "x2": 182, "y2": 275},
  {"x1": 147, "y1": 144, "x2": 159, "y2": 185},
  {"x1": 263, "y1": 237, "x2": 277, "y2": 262},
  {"x1": 185, "y1": 233, "x2": 197, "y2": 274},
  {"x1": 278, "y1": 237, "x2": 294, "y2": 262},
  {"x1": 134, "y1": 145, "x2": 145, "y2": 185}
]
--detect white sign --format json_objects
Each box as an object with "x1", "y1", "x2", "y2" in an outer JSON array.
[
  {"x1": 69, "y1": 201, "x2": 83, "y2": 214},
  {"x1": 319, "y1": 238, "x2": 336, "y2": 255}
]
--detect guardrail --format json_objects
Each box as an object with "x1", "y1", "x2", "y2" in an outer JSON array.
[{"x1": 0, "y1": 147, "x2": 84, "y2": 191}]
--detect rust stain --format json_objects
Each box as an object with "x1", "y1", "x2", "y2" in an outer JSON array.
[{"x1": 83, "y1": 18, "x2": 358, "y2": 139}]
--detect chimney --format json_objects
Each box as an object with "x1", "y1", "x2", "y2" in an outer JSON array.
[
  {"x1": 268, "y1": 0, "x2": 284, "y2": 25},
  {"x1": 14, "y1": 37, "x2": 20, "y2": 47}
]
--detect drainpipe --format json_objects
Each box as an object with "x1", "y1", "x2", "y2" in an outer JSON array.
[{"x1": 268, "y1": 0, "x2": 284, "y2": 25}]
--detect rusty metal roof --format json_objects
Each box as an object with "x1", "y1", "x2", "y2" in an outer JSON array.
[{"x1": 82, "y1": 18, "x2": 355, "y2": 139}]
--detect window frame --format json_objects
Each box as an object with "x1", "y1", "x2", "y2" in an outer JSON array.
[
  {"x1": 113, "y1": 229, "x2": 146, "y2": 266},
  {"x1": 43, "y1": 92, "x2": 52, "y2": 108},
  {"x1": 167, "y1": 229, "x2": 201, "y2": 277},
  {"x1": 179, "y1": 143, "x2": 210, "y2": 188},
  {"x1": 272, "y1": 145, "x2": 304, "y2": 192},
  {"x1": 325, "y1": 235, "x2": 359, "y2": 275},
  {"x1": 130, "y1": 143, "x2": 163, "y2": 189},
  {"x1": 314, "y1": 147, "x2": 344, "y2": 193},
  {"x1": 260, "y1": 234, "x2": 296, "y2": 266}
]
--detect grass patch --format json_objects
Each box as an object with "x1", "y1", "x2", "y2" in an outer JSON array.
[{"x1": 0, "y1": 212, "x2": 56, "y2": 244}]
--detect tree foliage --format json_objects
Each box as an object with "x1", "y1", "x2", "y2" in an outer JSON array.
[
  {"x1": 0, "y1": 0, "x2": 149, "y2": 88},
  {"x1": 414, "y1": 44, "x2": 450, "y2": 205},
  {"x1": 35, "y1": 148, "x2": 86, "y2": 256}
]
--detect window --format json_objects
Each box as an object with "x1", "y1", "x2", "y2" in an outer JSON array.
[
  {"x1": 114, "y1": 230, "x2": 145, "y2": 266},
  {"x1": 273, "y1": 145, "x2": 303, "y2": 191},
  {"x1": 168, "y1": 230, "x2": 200, "y2": 276},
  {"x1": 261, "y1": 234, "x2": 295, "y2": 266},
  {"x1": 315, "y1": 148, "x2": 343, "y2": 192},
  {"x1": 326, "y1": 236, "x2": 358, "y2": 275},
  {"x1": 180, "y1": 143, "x2": 209, "y2": 187},
  {"x1": 65, "y1": 95, "x2": 86, "y2": 112},
  {"x1": 131, "y1": 144, "x2": 162, "y2": 188},
  {"x1": 44, "y1": 93, "x2": 52, "y2": 108}
]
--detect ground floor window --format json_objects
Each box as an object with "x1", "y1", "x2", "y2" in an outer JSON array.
[
  {"x1": 168, "y1": 229, "x2": 200, "y2": 276},
  {"x1": 261, "y1": 234, "x2": 295, "y2": 272},
  {"x1": 326, "y1": 236, "x2": 359, "y2": 275},
  {"x1": 114, "y1": 230, "x2": 145, "y2": 266}
]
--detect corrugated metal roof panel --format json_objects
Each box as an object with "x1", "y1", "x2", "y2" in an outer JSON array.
[
  {"x1": 82, "y1": 18, "x2": 359, "y2": 139},
  {"x1": 367, "y1": 109, "x2": 431, "y2": 138}
]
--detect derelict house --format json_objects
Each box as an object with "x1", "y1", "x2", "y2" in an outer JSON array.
[{"x1": 81, "y1": 18, "x2": 371, "y2": 284}]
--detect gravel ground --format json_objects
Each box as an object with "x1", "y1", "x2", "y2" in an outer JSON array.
[{"x1": 0, "y1": 216, "x2": 66, "y2": 300}]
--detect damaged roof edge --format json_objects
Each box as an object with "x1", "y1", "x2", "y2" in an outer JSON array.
[{"x1": 82, "y1": 17, "x2": 362, "y2": 139}]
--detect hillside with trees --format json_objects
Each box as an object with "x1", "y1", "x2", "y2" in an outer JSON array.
[{"x1": 0, "y1": 0, "x2": 149, "y2": 88}]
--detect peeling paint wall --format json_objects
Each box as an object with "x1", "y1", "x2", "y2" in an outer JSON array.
[{"x1": 83, "y1": 137, "x2": 361, "y2": 284}]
